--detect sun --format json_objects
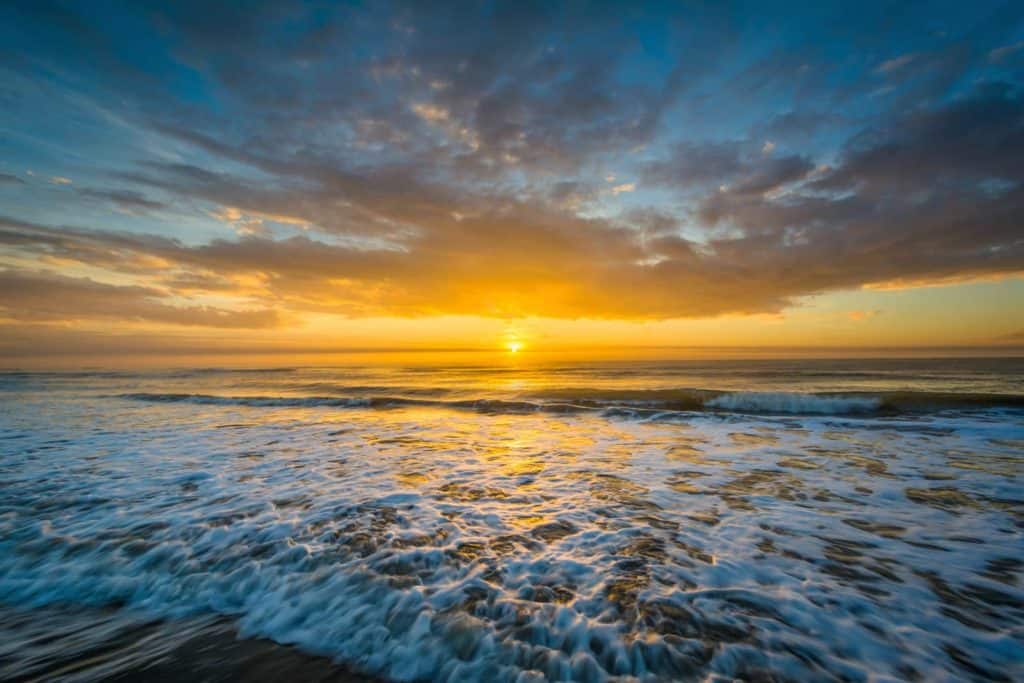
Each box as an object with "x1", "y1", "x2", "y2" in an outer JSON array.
[{"x1": 506, "y1": 341, "x2": 523, "y2": 353}]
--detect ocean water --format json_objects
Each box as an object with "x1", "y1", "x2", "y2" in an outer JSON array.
[{"x1": 0, "y1": 357, "x2": 1022, "y2": 681}]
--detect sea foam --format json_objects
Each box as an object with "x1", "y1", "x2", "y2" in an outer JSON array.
[
  {"x1": 0, "y1": 365, "x2": 1021, "y2": 681},
  {"x1": 704, "y1": 391, "x2": 881, "y2": 414}
]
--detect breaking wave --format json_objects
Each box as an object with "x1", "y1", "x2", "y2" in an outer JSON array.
[
  {"x1": 118, "y1": 389, "x2": 1024, "y2": 416},
  {"x1": 704, "y1": 392, "x2": 881, "y2": 414}
]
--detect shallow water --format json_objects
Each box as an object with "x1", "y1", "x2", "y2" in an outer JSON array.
[{"x1": 0, "y1": 358, "x2": 1022, "y2": 681}]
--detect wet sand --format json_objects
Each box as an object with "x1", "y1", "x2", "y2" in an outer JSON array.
[{"x1": 0, "y1": 604, "x2": 377, "y2": 682}]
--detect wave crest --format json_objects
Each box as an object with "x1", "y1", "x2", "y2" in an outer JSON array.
[
  {"x1": 706, "y1": 392, "x2": 881, "y2": 414},
  {"x1": 117, "y1": 389, "x2": 1023, "y2": 417}
]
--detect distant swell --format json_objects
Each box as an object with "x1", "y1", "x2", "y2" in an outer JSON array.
[
  {"x1": 118, "y1": 390, "x2": 1024, "y2": 416},
  {"x1": 120, "y1": 393, "x2": 383, "y2": 408}
]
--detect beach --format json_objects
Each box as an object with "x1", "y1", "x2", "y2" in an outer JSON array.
[{"x1": 0, "y1": 357, "x2": 1021, "y2": 681}]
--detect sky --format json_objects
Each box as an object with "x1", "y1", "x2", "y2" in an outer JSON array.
[{"x1": 1, "y1": 0, "x2": 1023, "y2": 360}]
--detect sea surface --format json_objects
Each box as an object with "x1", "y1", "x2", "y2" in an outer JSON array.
[{"x1": 0, "y1": 357, "x2": 1022, "y2": 681}]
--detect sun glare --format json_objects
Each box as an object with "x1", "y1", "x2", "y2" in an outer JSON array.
[{"x1": 506, "y1": 341, "x2": 523, "y2": 353}]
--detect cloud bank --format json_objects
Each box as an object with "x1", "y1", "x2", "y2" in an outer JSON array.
[{"x1": 0, "y1": 1, "x2": 1022, "y2": 345}]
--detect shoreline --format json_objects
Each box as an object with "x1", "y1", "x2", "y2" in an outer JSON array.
[{"x1": 0, "y1": 603, "x2": 379, "y2": 683}]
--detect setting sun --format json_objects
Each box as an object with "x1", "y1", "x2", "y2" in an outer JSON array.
[{"x1": 506, "y1": 341, "x2": 523, "y2": 353}]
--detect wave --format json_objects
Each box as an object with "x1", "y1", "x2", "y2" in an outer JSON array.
[
  {"x1": 121, "y1": 393, "x2": 377, "y2": 407},
  {"x1": 118, "y1": 389, "x2": 1024, "y2": 417},
  {"x1": 534, "y1": 388, "x2": 1024, "y2": 415},
  {"x1": 705, "y1": 392, "x2": 881, "y2": 414},
  {"x1": 118, "y1": 392, "x2": 598, "y2": 414}
]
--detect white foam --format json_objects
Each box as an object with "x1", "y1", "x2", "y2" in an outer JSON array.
[
  {"x1": 705, "y1": 391, "x2": 881, "y2": 414},
  {"x1": 0, "y1": 375, "x2": 1021, "y2": 682}
]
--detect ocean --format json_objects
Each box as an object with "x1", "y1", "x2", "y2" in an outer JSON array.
[{"x1": 0, "y1": 357, "x2": 1021, "y2": 681}]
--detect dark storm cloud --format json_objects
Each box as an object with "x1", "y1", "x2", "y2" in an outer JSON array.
[{"x1": 0, "y1": 0, "x2": 1022, "y2": 331}]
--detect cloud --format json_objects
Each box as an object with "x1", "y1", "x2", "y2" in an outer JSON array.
[
  {"x1": 2, "y1": 73, "x2": 1022, "y2": 325},
  {"x1": 76, "y1": 187, "x2": 167, "y2": 213},
  {"x1": 875, "y1": 53, "x2": 917, "y2": 74},
  {"x1": 0, "y1": 173, "x2": 25, "y2": 185},
  {"x1": 989, "y1": 41, "x2": 1024, "y2": 62},
  {"x1": 1, "y1": 85, "x2": 1021, "y2": 324},
  {"x1": 642, "y1": 140, "x2": 746, "y2": 189},
  {"x1": 815, "y1": 83, "x2": 1024, "y2": 193},
  {"x1": 706, "y1": 85, "x2": 1024, "y2": 268},
  {"x1": 756, "y1": 111, "x2": 847, "y2": 143},
  {"x1": 0, "y1": 0, "x2": 1022, "y2": 344},
  {"x1": 0, "y1": 269, "x2": 280, "y2": 328},
  {"x1": 49, "y1": 176, "x2": 73, "y2": 185},
  {"x1": 644, "y1": 140, "x2": 813, "y2": 198},
  {"x1": 125, "y1": 1, "x2": 690, "y2": 180},
  {"x1": 411, "y1": 103, "x2": 450, "y2": 123}
]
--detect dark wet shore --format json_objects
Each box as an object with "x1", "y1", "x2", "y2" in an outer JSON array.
[{"x1": 0, "y1": 603, "x2": 378, "y2": 682}]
